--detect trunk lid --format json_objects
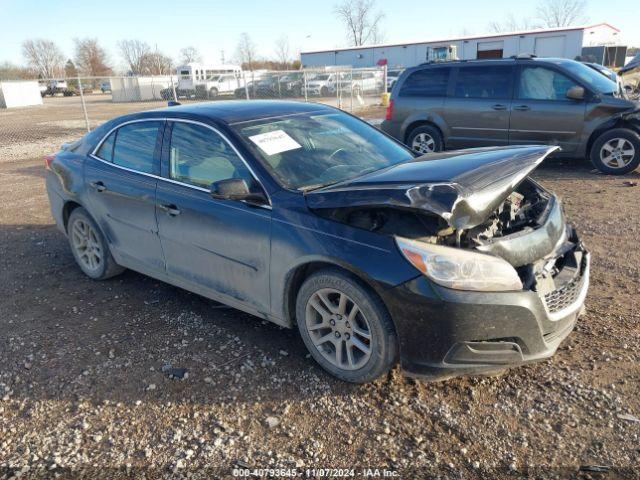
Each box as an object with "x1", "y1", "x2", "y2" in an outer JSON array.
[{"x1": 305, "y1": 145, "x2": 559, "y2": 230}]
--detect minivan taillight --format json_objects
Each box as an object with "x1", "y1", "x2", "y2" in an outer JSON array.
[
  {"x1": 385, "y1": 99, "x2": 394, "y2": 121},
  {"x1": 44, "y1": 153, "x2": 55, "y2": 170}
]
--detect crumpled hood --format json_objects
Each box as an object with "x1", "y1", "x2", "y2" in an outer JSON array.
[{"x1": 305, "y1": 145, "x2": 559, "y2": 230}]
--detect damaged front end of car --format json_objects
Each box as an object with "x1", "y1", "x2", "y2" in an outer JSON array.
[{"x1": 306, "y1": 145, "x2": 590, "y2": 378}]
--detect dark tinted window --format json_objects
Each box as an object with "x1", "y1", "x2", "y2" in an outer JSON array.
[
  {"x1": 112, "y1": 121, "x2": 162, "y2": 173},
  {"x1": 96, "y1": 131, "x2": 115, "y2": 161},
  {"x1": 518, "y1": 66, "x2": 578, "y2": 100},
  {"x1": 399, "y1": 68, "x2": 450, "y2": 97},
  {"x1": 454, "y1": 66, "x2": 512, "y2": 99},
  {"x1": 169, "y1": 122, "x2": 253, "y2": 189}
]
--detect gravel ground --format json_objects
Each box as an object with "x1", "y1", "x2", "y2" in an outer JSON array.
[{"x1": 1, "y1": 99, "x2": 639, "y2": 479}]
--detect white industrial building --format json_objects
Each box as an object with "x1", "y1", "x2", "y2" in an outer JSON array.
[{"x1": 301, "y1": 23, "x2": 623, "y2": 69}]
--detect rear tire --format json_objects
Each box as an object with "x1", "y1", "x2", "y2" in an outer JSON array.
[
  {"x1": 67, "y1": 207, "x2": 124, "y2": 280},
  {"x1": 590, "y1": 128, "x2": 640, "y2": 175},
  {"x1": 209, "y1": 87, "x2": 219, "y2": 99},
  {"x1": 295, "y1": 269, "x2": 398, "y2": 383},
  {"x1": 406, "y1": 124, "x2": 444, "y2": 154}
]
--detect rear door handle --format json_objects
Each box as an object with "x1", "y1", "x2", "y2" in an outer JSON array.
[
  {"x1": 491, "y1": 104, "x2": 507, "y2": 110},
  {"x1": 513, "y1": 105, "x2": 531, "y2": 111},
  {"x1": 159, "y1": 203, "x2": 181, "y2": 216},
  {"x1": 90, "y1": 181, "x2": 106, "y2": 192}
]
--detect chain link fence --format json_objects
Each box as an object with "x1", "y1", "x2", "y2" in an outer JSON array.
[{"x1": 0, "y1": 66, "x2": 387, "y2": 164}]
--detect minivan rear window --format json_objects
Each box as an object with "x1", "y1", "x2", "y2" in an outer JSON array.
[
  {"x1": 399, "y1": 68, "x2": 450, "y2": 97},
  {"x1": 454, "y1": 65, "x2": 512, "y2": 99}
]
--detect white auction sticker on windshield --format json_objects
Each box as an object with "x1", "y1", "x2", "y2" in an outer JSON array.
[{"x1": 248, "y1": 130, "x2": 302, "y2": 156}]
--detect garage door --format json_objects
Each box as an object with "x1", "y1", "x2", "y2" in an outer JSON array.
[
  {"x1": 477, "y1": 41, "x2": 504, "y2": 59},
  {"x1": 534, "y1": 36, "x2": 566, "y2": 58}
]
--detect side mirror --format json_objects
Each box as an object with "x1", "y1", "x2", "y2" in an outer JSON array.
[
  {"x1": 210, "y1": 178, "x2": 268, "y2": 206},
  {"x1": 566, "y1": 85, "x2": 585, "y2": 100}
]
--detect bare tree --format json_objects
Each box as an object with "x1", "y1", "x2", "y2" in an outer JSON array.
[
  {"x1": 488, "y1": 13, "x2": 538, "y2": 33},
  {"x1": 0, "y1": 61, "x2": 36, "y2": 80},
  {"x1": 118, "y1": 39, "x2": 150, "y2": 75},
  {"x1": 536, "y1": 0, "x2": 588, "y2": 27},
  {"x1": 74, "y1": 38, "x2": 112, "y2": 77},
  {"x1": 22, "y1": 39, "x2": 64, "y2": 78},
  {"x1": 179, "y1": 46, "x2": 202, "y2": 64},
  {"x1": 334, "y1": 0, "x2": 385, "y2": 46},
  {"x1": 235, "y1": 33, "x2": 257, "y2": 70},
  {"x1": 274, "y1": 35, "x2": 290, "y2": 68},
  {"x1": 141, "y1": 50, "x2": 173, "y2": 75}
]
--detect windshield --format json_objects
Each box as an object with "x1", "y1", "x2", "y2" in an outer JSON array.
[
  {"x1": 234, "y1": 112, "x2": 414, "y2": 190},
  {"x1": 551, "y1": 60, "x2": 618, "y2": 94}
]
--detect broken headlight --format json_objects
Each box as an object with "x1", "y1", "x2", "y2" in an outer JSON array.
[{"x1": 395, "y1": 237, "x2": 523, "y2": 292}]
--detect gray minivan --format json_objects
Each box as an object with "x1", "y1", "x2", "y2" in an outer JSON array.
[{"x1": 382, "y1": 57, "x2": 640, "y2": 174}]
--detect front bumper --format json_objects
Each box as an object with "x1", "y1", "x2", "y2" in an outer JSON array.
[{"x1": 380, "y1": 242, "x2": 590, "y2": 380}]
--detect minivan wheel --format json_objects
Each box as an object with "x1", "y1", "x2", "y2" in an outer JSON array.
[
  {"x1": 590, "y1": 128, "x2": 640, "y2": 175},
  {"x1": 67, "y1": 207, "x2": 124, "y2": 280},
  {"x1": 295, "y1": 269, "x2": 398, "y2": 383},
  {"x1": 407, "y1": 125, "x2": 443, "y2": 154}
]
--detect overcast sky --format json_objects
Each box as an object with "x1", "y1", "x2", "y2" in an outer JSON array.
[{"x1": 0, "y1": 0, "x2": 637, "y2": 69}]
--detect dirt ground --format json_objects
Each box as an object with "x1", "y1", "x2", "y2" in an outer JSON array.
[{"x1": 1, "y1": 98, "x2": 639, "y2": 479}]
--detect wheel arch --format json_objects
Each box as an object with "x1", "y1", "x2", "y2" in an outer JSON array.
[
  {"x1": 62, "y1": 200, "x2": 83, "y2": 231},
  {"x1": 585, "y1": 118, "x2": 637, "y2": 158},
  {"x1": 403, "y1": 119, "x2": 445, "y2": 147},
  {"x1": 282, "y1": 259, "x2": 392, "y2": 330}
]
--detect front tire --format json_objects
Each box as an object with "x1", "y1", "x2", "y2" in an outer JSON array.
[
  {"x1": 407, "y1": 124, "x2": 444, "y2": 154},
  {"x1": 67, "y1": 207, "x2": 124, "y2": 280},
  {"x1": 295, "y1": 269, "x2": 398, "y2": 383},
  {"x1": 590, "y1": 128, "x2": 640, "y2": 174}
]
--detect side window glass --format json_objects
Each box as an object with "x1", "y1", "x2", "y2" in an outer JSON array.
[
  {"x1": 112, "y1": 121, "x2": 162, "y2": 173},
  {"x1": 454, "y1": 66, "x2": 512, "y2": 99},
  {"x1": 169, "y1": 122, "x2": 254, "y2": 189},
  {"x1": 399, "y1": 68, "x2": 450, "y2": 97},
  {"x1": 96, "y1": 131, "x2": 116, "y2": 161},
  {"x1": 518, "y1": 66, "x2": 577, "y2": 100}
]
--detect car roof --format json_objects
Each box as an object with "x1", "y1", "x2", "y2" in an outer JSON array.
[
  {"x1": 140, "y1": 100, "x2": 333, "y2": 125},
  {"x1": 410, "y1": 57, "x2": 576, "y2": 70}
]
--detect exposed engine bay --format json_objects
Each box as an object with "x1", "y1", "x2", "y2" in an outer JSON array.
[{"x1": 313, "y1": 177, "x2": 586, "y2": 298}]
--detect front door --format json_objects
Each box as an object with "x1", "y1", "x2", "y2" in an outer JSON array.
[
  {"x1": 155, "y1": 120, "x2": 272, "y2": 314},
  {"x1": 509, "y1": 65, "x2": 587, "y2": 154},
  {"x1": 85, "y1": 120, "x2": 165, "y2": 273},
  {"x1": 443, "y1": 65, "x2": 514, "y2": 149}
]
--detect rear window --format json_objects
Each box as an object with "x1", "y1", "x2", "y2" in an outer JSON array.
[
  {"x1": 399, "y1": 68, "x2": 450, "y2": 97},
  {"x1": 454, "y1": 65, "x2": 512, "y2": 99}
]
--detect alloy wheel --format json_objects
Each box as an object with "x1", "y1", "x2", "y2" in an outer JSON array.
[
  {"x1": 600, "y1": 138, "x2": 636, "y2": 169},
  {"x1": 71, "y1": 219, "x2": 103, "y2": 272},
  {"x1": 305, "y1": 288, "x2": 372, "y2": 370},
  {"x1": 412, "y1": 133, "x2": 436, "y2": 154}
]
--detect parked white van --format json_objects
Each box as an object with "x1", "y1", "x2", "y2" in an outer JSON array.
[{"x1": 176, "y1": 63, "x2": 244, "y2": 98}]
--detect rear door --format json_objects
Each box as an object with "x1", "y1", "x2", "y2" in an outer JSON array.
[
  {"x1": 85, "y1": 120, "x2": 165, "y2": 273},
  {"x1": 509, "y1": 64, "x2": 587, "y2": 153},
  {"x1": 442, "y1": 64, "x2": 514, "y2": 149},
  {"x1": 155, "y1": 120, "x2": 272, "y2": 313}
]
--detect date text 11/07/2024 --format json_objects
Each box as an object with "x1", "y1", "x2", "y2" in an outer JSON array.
[{"x1": 231, "y1": 468, "x2": 400, "y2": 477}]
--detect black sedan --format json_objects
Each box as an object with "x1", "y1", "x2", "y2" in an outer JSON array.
[{"x1": 45, "y1": 101, "x2": 589, "y2": 383}]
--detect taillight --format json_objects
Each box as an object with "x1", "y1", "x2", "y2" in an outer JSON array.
[
  {"x1": 44, "y1": 153, "x2": 55, "y2": 170},
  {"x1": 385, "y1": 99, "x2": 394, "y2": 121}
]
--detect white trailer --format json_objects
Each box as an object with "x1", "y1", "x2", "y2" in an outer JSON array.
[
  {"x1": 0, "y1": 81, "x2": 43, "y2": 109},
  {"x1": 110, "y1": 76, "x2": 173, "y2": 102}
]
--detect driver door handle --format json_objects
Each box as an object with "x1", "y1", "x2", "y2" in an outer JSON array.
[
  {"x1": 158, "y1": 203, "x2": 181, "y2": 216},
  {"x1": 491, "y1": 104, "x2": 507, "y2": 111},
  {"x1": 90, "y1": 181, "x2": 107, "y2": 192},
  {"x1": 513, "y1": 105, "x2": 531, "y2": 111}
]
